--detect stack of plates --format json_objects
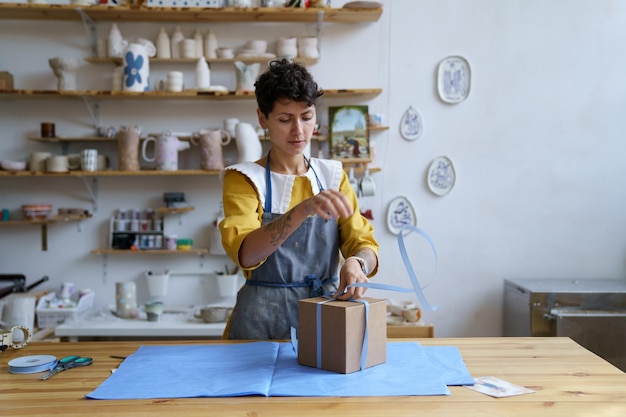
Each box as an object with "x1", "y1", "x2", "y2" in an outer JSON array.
[{"x1": 8, "y1": 355, "x2": 57, "y2": 374}]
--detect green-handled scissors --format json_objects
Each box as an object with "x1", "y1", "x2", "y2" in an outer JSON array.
[{"x1": 40, "y1": 355, "x2": 93, "y2": 380}]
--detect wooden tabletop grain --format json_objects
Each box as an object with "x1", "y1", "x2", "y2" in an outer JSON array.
[{"x1": 2, "y1": 337, "x2": 625, "y2": 417}]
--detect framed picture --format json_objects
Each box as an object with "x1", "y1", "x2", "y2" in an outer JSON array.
[{"x1": 328, "y1": 105, "x2": 370, "y2": 163}]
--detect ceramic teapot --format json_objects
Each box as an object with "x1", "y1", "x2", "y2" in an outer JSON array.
[
  {"x1": 235, "y1": 122, "x2": 263, "y2": 163},
  {"x1": 191, "y1": 128, "x2": 231, "y2": 170},
  {"x1": 141, "y1": 131, "x2": 190, "y2": 171}
]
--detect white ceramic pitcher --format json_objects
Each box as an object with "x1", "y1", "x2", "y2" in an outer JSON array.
[
  {"x1": 142, "y1": 131, "x2": 190, "y2": 171},
  {"x1": 123, "y1": 39, "x2": 156, "y2": 92},
  {"x1": 235, "y1": 122, "x2": 263, "y2": 163}
]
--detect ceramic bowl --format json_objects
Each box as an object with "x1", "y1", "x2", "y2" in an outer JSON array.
[
  {"x1": 195, "y1": 306, "x2": 233, "y2": 323},
  {"x1": 22, "y1": 204, "x2": 52, "y2": 221},
  {"x1": 1, "y1": 160, "x2": 27, "y2": 171}
]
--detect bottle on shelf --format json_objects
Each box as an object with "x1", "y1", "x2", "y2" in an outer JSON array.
[
  {"x1": 195, "y1": 58, "x2": 211, "y2": 90},
  {"x1": 194, "y1": 29, "x2": 204, "y2": 59},
  {"x1": 204, "y1": 30, "x2": 218, "y2": 59},
  {"x1": 156, "y1": 27, "x2": 171, "y2": 59},
  {"x1": 170, "y1": 26, "x2": 184, "y2": 59}
]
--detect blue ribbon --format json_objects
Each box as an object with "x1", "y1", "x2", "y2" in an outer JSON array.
[
  {"x1": 349, "y1": 225, "x2": 439, "y2": 311},
  {"x1": 311, "y1": 297, "x2": 370, "y2": 371},
  {"x1": 291, "y1": 225, "x2": 438, "y2": 371}
]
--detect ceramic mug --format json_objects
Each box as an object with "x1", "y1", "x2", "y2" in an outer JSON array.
[
  {"x1": 0, "y1": 325, "x2": 31, "y2": 350},
  {"x1": 46, "y1": 155, "x2": 70, "y2": 173},
  {"x1": 97, "y1": 154, "x2": 110, "y2": 171},
  {"x1": 0, "y1": 295, "x2": 35, "y2": 343},
  {"x1": 29, "y1": 152, "x2": 52, "y2": 173},
  {"x1": 81, "y1": 149, "x2": 98, "y2": 172},
  {"x1": 67, "y1": 153, "x2": 81, "y2": 170}
]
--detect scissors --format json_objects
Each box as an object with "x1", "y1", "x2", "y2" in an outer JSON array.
[{"x1": 40, "y1": 355, "x2": 93, "y2": 380}]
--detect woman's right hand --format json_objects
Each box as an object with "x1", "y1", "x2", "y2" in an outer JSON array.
[{"x1": 303, "y1": 189, "x2": 353, "y2": 220}]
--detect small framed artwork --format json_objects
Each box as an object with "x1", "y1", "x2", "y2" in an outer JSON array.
[{"x1": 328, "y1": 105, "x2": 370, "y2": 163}]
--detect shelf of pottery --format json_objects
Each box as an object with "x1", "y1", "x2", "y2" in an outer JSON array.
[{"x1": 0, "y1": 3, "x2": 385, "y2": 176}]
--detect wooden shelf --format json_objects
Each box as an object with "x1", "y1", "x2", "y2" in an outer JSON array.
[
  {"x1": 85, "y1": 56, "x2": 318, "y2": 65},
  {"x1": 90, "y1": 248, "x2": 209, "y2": 255},
  {"x1": 0, "y1": 4, "x2": 382, "y2": 23},
  {"x1": 155, "y1": 206, "x2": 195, "y2": 214},
  {"x1": 0, "y1": 166, "x2": 379, "y2": 177},
  {"x1": 0, "y1": 214, "x2": 91, "y2": 226},
  {"x1": 0, "y1": 88, "x2": 382, "y2": 100},
  {"x1": 0, "y1": 169, "x2": 220, "y2": 177}
]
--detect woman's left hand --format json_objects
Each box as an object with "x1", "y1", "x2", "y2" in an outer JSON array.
[{"x1": 335, "y1": 258, "x2": 369, "y2": 300}]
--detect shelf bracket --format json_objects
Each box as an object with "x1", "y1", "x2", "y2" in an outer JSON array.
[
  {"x1": 76, "y1": 8, "x2": 97, "y2": 57},
  {"x1": 316, "y1": 11, "x2": 324, "y2": 62},
  {"x1": 101, "y1": 254, "x2": 108, "y2": 284},
  {"x1": 199, "y1": 254, "x2": 205, "y2": 269},
  {"x1": 40, "y1": 223, "x2": 48, "y2": 252},
  {"x1": 80, "y1": 176, "x2": 99, "y2": 213},
  {"x1": 81, "y1": 96, "x2": 100, "y2": 130}
]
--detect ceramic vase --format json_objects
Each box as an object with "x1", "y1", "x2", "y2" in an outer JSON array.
[
  {"x1": 107, "y1": 23, "x2": 127, "y2": 58},
  {"x1": 234, "y1": 61, "x2": 260, "y2": 92},
  {"x1": 117, "y1": 130, "x2": 140, "y2": 171},
  {"x1": 194, "y1": 29, "x2": 204, "y2": 58},
  {"x1": 48, "y1": 57, "x2": 80, "y2": 91},
  {"x1": 195, "y1": 58, "x2": 211, "y2": 90},
  {"x1": 156, "y1": 27, "x2": 171, "y2": 59},
  {"x1": 170, "y1": 26, "x2": 184, "y2": 59},
  {"x1": 204, "y1": 30, "x2": 218, "y2": 59}
]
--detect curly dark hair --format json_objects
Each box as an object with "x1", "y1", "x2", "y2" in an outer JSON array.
[{"x1": 254, "y1": 59, "x2": 324, "y2": 117}]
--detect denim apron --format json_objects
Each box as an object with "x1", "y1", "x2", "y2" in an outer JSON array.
[{"x1": 227, "y1": 154, "x2": 339, "y2": 340}]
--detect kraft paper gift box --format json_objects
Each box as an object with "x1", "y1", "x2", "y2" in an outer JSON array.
[{"x1": 298, "y1": 296, "x2": 387, "y2": 374}]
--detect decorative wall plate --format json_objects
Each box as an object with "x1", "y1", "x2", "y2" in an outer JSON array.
[
  {"x1": 437, "y1": 56, "x2": 471, "y2": 104},
  {"x1": 386, "y1": 196, "x2": 417, "y2": 235},
  {"x1": 427, "y1": 156, "x2": 456, "y2": 196},
  {"x1": 399, "y1": 106, "x2": 423, "y2": 141}
]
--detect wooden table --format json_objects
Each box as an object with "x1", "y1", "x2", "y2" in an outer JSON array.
[{"x1": 2, "y1": 337, "x2": 625, "y2": 416}]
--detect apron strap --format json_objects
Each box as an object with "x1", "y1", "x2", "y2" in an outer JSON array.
[{"x1": 245, "y1": 275, "x2": 338, "y2": 298}]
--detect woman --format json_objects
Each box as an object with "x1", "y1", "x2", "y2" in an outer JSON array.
[{"x1": 220, "y1": 59, "x2": 379, "y2": 340}]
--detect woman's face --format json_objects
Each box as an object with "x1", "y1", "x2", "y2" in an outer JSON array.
[{"x1": 257, "y1": 98, "x2": 316, "y2": 158}]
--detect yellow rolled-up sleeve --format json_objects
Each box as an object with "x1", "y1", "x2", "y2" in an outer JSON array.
[
  {"x1": 219, "y1": 169, "x2": 265, "y2": 274},
  {"x1": 337, "y1": 171, "x2": 379, "y2": 277}
]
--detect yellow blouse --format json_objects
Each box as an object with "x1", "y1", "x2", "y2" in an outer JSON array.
[{"x1": 219, "y1": 166, "x2": 379, "y2": 279}]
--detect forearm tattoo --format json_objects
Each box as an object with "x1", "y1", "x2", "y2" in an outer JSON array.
[{"x1": 266, "y1": 209, "x2": 295, "y2": 246}]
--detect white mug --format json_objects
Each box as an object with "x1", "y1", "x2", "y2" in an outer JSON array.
[
  {"x1": 0, "y1": 295, "x2": 35, "y2": 343},
  {"x1": 224, "y1": 117, "x2": 239, "y2": 138},
  {"x1": 359, "y1": 169, "x2": 376, "y2": 197},
  {"x1": 81, "y1": 149, "x2": 98, "y2": 172},
  {"x1": 46, "y1": 155, "x2": 70, "y2": 173},
  {"x1": 29, "y1": 152, "x2": 52, "y2": 173}
]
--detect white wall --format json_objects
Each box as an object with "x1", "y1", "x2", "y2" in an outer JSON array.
[{"x1": 1, "y1": 0, "x2": 625, "y2": 337}]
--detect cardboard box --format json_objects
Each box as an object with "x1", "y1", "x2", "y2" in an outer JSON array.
[{"x1": 298, "y1": 297, "x2": 387, "y2": 374}]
